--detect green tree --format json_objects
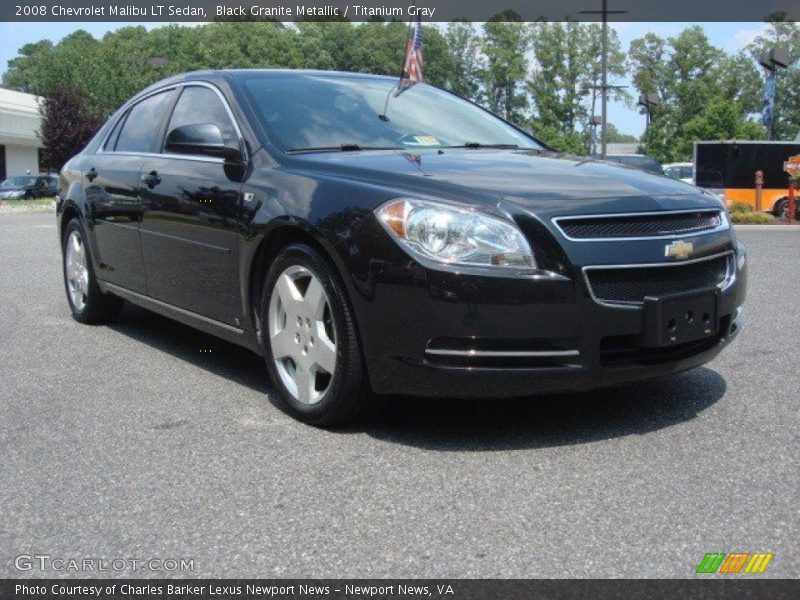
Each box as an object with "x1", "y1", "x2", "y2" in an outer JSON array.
[
  {"x1": 481, "y1": 12, "x2": 530, "y2": 123},
  {"x1": 628, "y1": 26, "x2": 768, "y2": 162},
  {"x1": 444, "y1": 20, "x2": 484, "y2": 101},
  {"x1": 604, "y1": 122, "x2": 637, "y2": 144},
  {"x1": 682, "y1": 98, "x2": 766, "y2": 154},
  {"x1": 528, "y1": 22, "x2": 629, "y2": 154}
]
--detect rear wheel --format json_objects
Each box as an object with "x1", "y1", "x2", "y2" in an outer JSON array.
[
  {"x1": 62, "y1": 218, "x2": 123, "y2": 323},
  {"x1": 261, "y1": 243, "x2": 367, "y2": 426},
  {"x1": 773, "y1": 198, "x2": 788, "y2": 218}
]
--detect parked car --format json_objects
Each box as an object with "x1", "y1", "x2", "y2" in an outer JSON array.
[
  {"x1": 0, "y1": 174, "x2": 58, "y2": 200},
  {"x1": 603, "y1": 153, "x2": 664, "y2": 175},
  {"x1": 57, "y1": 70, "x2": 746, "y2": 425},
  {"x1": 663, "y1": 162, "x2": 693, "y2": 184}
]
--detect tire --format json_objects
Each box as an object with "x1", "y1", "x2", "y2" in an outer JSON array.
[
  {"x1": 260, "y1": 243, "x2": 367, "y2": 426},
  {"x1": 773, "y1": 198, "x2": 788, "y2": 218},
  {"x1": 62, "y1": 217, "x2": 124, "y2": 324}
]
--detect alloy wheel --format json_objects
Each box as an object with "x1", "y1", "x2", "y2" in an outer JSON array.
[
  {"x1": 268, "y1": 265, "x2": 337, "y2": 404},
  {"x1": 65, "y1": 230, "x2": 89, "y2": 312}
]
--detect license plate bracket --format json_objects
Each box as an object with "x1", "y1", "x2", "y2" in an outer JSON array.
[{"x1": 641, "y1": 288, "x2": 719, "y2": 347}]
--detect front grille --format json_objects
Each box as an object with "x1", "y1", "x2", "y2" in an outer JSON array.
[
  {"x1": 557, "y1": 210, "x2": 724, "y2": 240},
  {"x1": 585, "y1": 254, "x2": 731, "y2": 305}
]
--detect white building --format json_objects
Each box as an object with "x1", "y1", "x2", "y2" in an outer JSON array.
[{"x1": 0, "y1": 87, "x2": 44, "y2": 181}]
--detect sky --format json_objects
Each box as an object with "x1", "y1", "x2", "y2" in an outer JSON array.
[{"x1": 0, "y1": 21, "x2": 770, "y2": 137}]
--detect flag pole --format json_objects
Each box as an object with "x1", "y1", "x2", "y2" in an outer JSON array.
[{"x1": 381, "y1": 1, "x2": 418, "y2": 119}]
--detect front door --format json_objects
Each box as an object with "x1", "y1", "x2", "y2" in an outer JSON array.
[{"x1": 138, "y1": 84, "x2": 244, "y2": 326}]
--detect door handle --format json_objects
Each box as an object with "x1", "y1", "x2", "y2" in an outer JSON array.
[
  {"x1": 85, "y1": 168, "x2": 98, "y2": 182},
  {"x1": 141, "y1": 170, "x2": 161, "y2": 189}
]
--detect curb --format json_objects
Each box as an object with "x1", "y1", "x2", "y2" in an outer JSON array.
[{"x1": 734, "y1": 224, "x2": 800, "y2": 231}]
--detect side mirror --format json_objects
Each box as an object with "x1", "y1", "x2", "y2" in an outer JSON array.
[{"x1": 164, "y1": 123, "x2": 242, "y2": 161}]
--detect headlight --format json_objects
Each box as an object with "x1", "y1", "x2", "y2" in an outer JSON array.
[
  {"x1": 376, "y1": 198, "x2": 536, "y2": 270},
  {"x1": 3, "y1": 190, "x2": 23, "y2": 199}
]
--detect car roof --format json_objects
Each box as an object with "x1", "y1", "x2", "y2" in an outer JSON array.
[
  {"x1": 128, "y1": 68, "x2": 401, "y2": 110},
  {"x1": 139, "y1": 68, "x2": 395, "y2": 92}
]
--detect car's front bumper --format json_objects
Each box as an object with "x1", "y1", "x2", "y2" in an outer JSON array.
[{"x1": 344, "y1": 222, "x2": 746, "y2": 399}]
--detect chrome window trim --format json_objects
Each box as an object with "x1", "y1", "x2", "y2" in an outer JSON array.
[
  {"x1": 552, "y1": 208, "x2": 729, "y2": 242},
  {"x1": 97, "y1": 150, "x2": 225, "y2": 164},
  {"x1": 582, "y1": 250, "x2": 736, "y2": 310},
  {"x1": 98, "y1": 81, "x2": 247, "y2": 162}
]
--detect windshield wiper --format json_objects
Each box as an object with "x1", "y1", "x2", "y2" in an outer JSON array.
[
  {"x1": 286, "y1": 144, "x2": 401, "y2": 154},
  {"x1": 460, "y1": 142, "x2": 520, "y2": 149}
]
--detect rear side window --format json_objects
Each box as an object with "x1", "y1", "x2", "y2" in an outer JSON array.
[
  {"x1": 103, "y1": 113, "x2": 126, "y2": 151},
  {"x1": 165, "y1": 86, "x2": 237, "y2": 149},
  {"x1": 115, "y1": 90, "x2": 173, "y2": 153}
]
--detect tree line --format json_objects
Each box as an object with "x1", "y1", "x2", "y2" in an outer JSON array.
[{"x1": 3, "y1": 17, "x2": 799, "y2": 167}]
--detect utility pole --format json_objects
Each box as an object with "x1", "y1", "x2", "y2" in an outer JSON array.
[
  {"x1": 759, "y1": 48, "x2": 790, "y2": 140},
  {"x1": 580, "y1": 1, "x2": 627, "y2": 158}
]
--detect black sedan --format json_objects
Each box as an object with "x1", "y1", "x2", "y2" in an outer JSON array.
[
  {"x1": 57, "y1": 70, "x2": 746, "y2": 425},
  {"x1": 0, "y1": 174, "x2": 58, "y2": 200}
]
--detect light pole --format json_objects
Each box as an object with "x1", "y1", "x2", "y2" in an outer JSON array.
[
  {"x1": 759, "y1": 48, "x2": 789, "y2": 140},
  {"x1": 638, "y1": 93, "x2": 660, "y2": 152}
]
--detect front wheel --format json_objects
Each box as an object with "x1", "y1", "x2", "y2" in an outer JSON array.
[
  {"x1": 261, "y1": 243, "x2": 367, "y2": 426},
  {"x1": 62, "y1": 218, "x2": 123, "y2": 323}
]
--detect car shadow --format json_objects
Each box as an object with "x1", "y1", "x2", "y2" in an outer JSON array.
[
  {"x1": 107, "y1": 303, "x2": 270, "y2": 394},
  {"x1": 108, "y1": 303, "x2": 727, "y2": 451},
  {"x1": 347, "y1": 367, "x2": 727, "y2": 451}
]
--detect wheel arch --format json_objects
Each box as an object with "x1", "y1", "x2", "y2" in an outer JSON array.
[
  {"x1": 246, "y1": 222, "x2": 354, "y2": 344},
  {"x1": 59, "y1": 201, "x2": 83, "y2": 246},
  {"x1": 58, "y1": 180, "x2": 89, "y2": 246}
]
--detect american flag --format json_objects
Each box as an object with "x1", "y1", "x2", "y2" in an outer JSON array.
[{"x1": 401, "y1": 17, "x2": 424, "y2": 86}]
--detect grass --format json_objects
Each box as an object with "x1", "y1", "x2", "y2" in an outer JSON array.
[
  {"x1": 1, "y1": 196, "x2": 55, "y2": 207},
  {"x1": 0, "y1": 196, "x2": 56, "y2": 214}
]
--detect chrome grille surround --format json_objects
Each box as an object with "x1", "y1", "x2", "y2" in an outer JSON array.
[
  {"x1": 583, "y1": 251, "x2": 736, "y2": 309},
  {"x1": 553, "y1": 209, "x2": 729, "y2": 242}
]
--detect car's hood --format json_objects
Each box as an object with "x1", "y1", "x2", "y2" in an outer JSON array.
[{"x1": 293, "y1": 149, "x2": 715, "y2": 216}]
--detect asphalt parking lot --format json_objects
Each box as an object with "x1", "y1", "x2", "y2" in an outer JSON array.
[{"x1": 1, "y1": 213, "x2": 797, "y2": 578}]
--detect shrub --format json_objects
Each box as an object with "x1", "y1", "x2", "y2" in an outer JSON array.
[
  {"x1": 729, "y1": 202, "x2": 753, "y2": 214},
  {"x1": 731, "y1": 211, "x2": 775, "y2": 224}
]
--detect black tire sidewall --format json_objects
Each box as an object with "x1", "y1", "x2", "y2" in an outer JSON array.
[
  {"x1": 774, "y1": 198, "x2": 788, "y2": 218},
  {"x1": 260, "y1": 244, "x2": 364, "y2": 425}
]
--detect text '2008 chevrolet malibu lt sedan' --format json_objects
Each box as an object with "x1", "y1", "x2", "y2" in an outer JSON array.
[{"x1": 57, "y1": 70, "x2": 746, "y2": 425}]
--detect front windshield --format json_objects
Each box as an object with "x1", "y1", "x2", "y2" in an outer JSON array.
[
  {"x1": 2, "y1": 176, "x2": 36, "y2": 188},
  {"x1": 240, "y1": 73, "x2": 542, "y2": 152}
]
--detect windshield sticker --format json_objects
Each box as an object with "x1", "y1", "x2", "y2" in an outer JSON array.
[{"x1": 411, "y1": 136, "x2": 440, "y2": 146}]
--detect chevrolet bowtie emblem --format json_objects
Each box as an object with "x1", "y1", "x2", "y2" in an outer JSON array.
[{"x1": 665, "y1": 240, "x2": 694, "y2": 260}]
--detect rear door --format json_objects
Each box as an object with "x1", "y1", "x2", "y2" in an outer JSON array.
[
  {"x1": 138, "y1": 84, "x2": 244, "y2": 326},
  {"x1": 84, "y1": 89, "x2": 175, "y2": 293}
]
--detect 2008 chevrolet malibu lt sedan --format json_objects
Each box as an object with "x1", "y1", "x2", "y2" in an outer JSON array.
[{"x1": 57, "y1": 69, "x2": 746, "y2": 425}]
